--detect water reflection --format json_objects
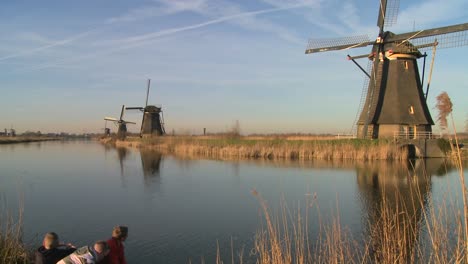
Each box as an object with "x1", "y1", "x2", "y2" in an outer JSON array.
[
  {"x1": 140, "y1": 150, "x2": 163, "y2": 189},
  {"x1": 106, "y1": 146, "x2": 165, "y2": 190},
  {"x1": 116, "y1": 147, "x2": 129, "y2": 175},
  {"x1": 356, "y1": 159, "x2": 447, "y2": 261}
]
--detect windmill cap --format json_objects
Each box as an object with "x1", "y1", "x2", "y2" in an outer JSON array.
[{"x1": 145, "y1": 105, "x2": 162, "y2": 112}]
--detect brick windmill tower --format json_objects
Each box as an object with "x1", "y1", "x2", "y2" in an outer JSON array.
[
  {"x1": 305, "y1": 0, "x2": 468, "y2": 138},
  {"x1": 126, "y1": 79, "x2": 166, "y2": 137}
]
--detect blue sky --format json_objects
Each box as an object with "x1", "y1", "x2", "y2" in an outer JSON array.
[{"x1": 0, "y1": 0, "x2": 467, "y2": 134}]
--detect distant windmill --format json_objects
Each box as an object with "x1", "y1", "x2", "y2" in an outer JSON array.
[
  {"x1": 104, "y1": 105, "x2": 136, "y2": 140},
  {"x1": 126, "y1": 79, "x2": 166, "y2": 137},
  {"x1": 305, "y1": 0, "x2": 468, "y2": 139}
]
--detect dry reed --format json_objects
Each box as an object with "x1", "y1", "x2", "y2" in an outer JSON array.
[
  {"x1": 105, "y1": 136, "x2": 411, "y2": 161},
  {"x1": 0, "y1": 205, "x2": 29, "y2": 264},
  {"x1": 246, "y1": 174, "x2": 467, "y2": 264}
]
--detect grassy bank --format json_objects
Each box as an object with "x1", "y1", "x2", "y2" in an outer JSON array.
[
  {"x1": 0, "y1": 136, "x2": 60, "y2": 144},
  {"x1": 103, "y1": 136, "x2": 412, "y2": 160}
]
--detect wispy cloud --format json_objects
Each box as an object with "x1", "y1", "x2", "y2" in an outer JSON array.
[
  {"x1": 114, "y1": 1, "x2": 313, "y2": 45},
  {"x1": 0, "y1": 29, "x2": 97, "y2": 62},
  {"x1": 17, "y1": 2, "x2": 315, "y2": 72},
  {"x1": 16, "y1": 32, "x2": 57, "y2": 45},
  {"x1": 106, "y1": 0, "x2": 208, "y2": 24}
]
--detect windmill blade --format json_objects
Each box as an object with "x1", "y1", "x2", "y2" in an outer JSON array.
[
  {"x1": 377, "y1": 0, "x2": 399, "y2": 31},
  {"x1": 122, "y1": 121, "x2": 137, "y2": 125},
  {"x1": 126, "y1": 107, "x2": 144, "y2": 110},
  {"x1": 377, "y1": 0, "x2": 387, "y2": 32},
  {"x1": 146, "y1": 79, "x2": 151, "y2": 108},
  {"x1": 119, "y1": 105, "x2": 125, "y2": 120},
  {"x1": 388, "y1": 23, "x2": 468, "y2": 44},
  {"x1": 305, "y1": 35, "x2": 372, "y2": 54},
  {"x1": 406, "y1": 30, "x2": 468, "y2": 51},
  {"x1": 104, "y1": 117, "x2": 119, "y2": 122}
]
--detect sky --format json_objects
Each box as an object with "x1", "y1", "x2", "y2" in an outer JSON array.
[{"x1": 0, "y1": 0, "x2": 467, "y2": 135}]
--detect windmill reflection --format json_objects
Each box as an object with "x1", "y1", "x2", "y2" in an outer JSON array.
[
  {"x1": 356, "y1": 159, "x2": 447, "y2": 262},
  {"x1": 140, "y1": 149, "x2": 163, "y2": 187},
  {"x1": 116, "y1": 147, "x2": 129, "y2": 176}
]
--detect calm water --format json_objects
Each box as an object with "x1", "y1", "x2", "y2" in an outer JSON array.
[{"x1": 0, "y1": 141, "x2": 466, "y2": 263}]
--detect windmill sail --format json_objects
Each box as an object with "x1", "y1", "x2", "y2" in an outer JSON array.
[
  {"x1": 306, "y1": 35, "x2": 372, "y2": 54},
  {"x1": 377, "y1": 0, "x2": 400, "y2": 31}
]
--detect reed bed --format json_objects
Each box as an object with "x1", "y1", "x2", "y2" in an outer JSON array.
[
  {"x1": 243, "y1": 175, "x2": 466, "y2": 264},
  {"x1": 0, "y1": 206, "x2": 29, "y2": 264},
  {"x1": 111, "y1": 136, "x2": 410, "y2": 161}
]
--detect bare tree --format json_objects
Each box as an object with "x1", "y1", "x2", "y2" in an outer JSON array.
[{"x1": 435, "y1": 91, "x2": 453, "y2": 132}]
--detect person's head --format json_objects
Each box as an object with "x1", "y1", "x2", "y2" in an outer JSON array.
[
  {"x1": 112, "y1": 226, "x2": 128, "y2": 241},
  {"x1": 43, "y1": 232, "x2": 59, "y2": 249},
  {"x1": 94, "y1": 240, "x2": 110, "y2": 258}
]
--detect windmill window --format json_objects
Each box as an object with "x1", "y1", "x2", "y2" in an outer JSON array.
[
  {"x1": 404, "y1": 61, "x2": 409, "y2": 70},
  {"x1": 408, "y1": 105, "x2": 414, "y2": 115}
]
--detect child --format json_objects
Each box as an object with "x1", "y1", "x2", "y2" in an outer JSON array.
[
  {"x1": 100, "y1": 226, "x2": 128, "y2": 264},
  {"x1": 57, "y1": 240, "x2": 109, "y2": 264},
  {"x1": 35, "y1": 232, "x2": 76, "y2": 264}
]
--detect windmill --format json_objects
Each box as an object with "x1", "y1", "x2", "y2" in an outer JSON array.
[
  {"x1": 104, "y1": 105, "x2": 136, "y2": 140},
  {"x1": 305, "y1": 0, "x2": 468, "y2": 139},
  {"x1": 126, "y1": 79, "x2": 166, "y2": 137}
]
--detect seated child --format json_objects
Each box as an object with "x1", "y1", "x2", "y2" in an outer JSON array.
[
  {"x1": 35, "y1": 232, "x2": 76, "y2": 264},
  {"x1": 57, "y1": 240, "x2": 109, "y2": 264}
]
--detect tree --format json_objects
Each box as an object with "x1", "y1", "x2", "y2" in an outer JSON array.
[{"x1": 435, "y1": 91, "x2": 452, "y2": 133}]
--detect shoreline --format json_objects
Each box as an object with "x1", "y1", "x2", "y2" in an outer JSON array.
[
  {"x1": 101, "y1": 136, "x2": 422, "y2": 161},
  {"x1": 0, "y1": 137, "x2": 61, "y2": 144}
]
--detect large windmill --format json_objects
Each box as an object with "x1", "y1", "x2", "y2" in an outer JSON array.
[
  {"x1": 126, "y1": 79, "x2": 166, "y2": 137},
  {"x1": 305, "y1": 0, "x2": 468, "y2": 139},
  {"x1": 104, "y1": 105, "x2": 136, "y2": 140}
]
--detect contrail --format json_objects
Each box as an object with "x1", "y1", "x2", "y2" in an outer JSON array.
[
  {"x1": 0, "y1": 29, "x2": 98, "y2": 62},
  {"x1": 120, "y1": 3, "x2": 310, "y2": 44},
  {"x1": 19, "y1": 3, "x2": 311, "y2": 72}
]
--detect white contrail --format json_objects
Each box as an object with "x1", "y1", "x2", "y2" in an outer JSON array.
[
  {"x1": 0, "y1": 29, "x2": 97, "y2": 62},
  {"x1": 20, "y1": 3, "x2": 311, "y2": 72},
  {"x1": 120, "y1": 3, "x2": 310, "y2": 44}
]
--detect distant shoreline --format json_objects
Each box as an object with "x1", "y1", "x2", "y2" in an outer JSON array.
[{"x1": 0, "y1": 136, "x2": 61, "y2": 144}]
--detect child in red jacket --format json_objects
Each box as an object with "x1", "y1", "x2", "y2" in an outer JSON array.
[{"x1": 101, "y1": 226, "x2": 128, "y2": 264}]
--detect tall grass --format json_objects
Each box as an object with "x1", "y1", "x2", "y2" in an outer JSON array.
[
  {"x1": 437, "y1": 91, "x2": 468, "y2": 262},
  {"x1": 108, "y1": 136, "x2": 410, "y2": 161},
  {"x1": 0, "y1": 205, "x2": 29, "y2": 264},
  {"x1": 247, "y1": 172, "x2": 466, "y2": 264}
]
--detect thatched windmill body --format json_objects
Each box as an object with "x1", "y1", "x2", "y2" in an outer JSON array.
[
  {"x1": 126, "y1": 79, "x2": 166, "y2": 137},
  {"x1": 305, "y1": 0, "x2": 468, "y2": 139},
  {"x1": 104, "y1": 105, "x2": 136, "y2": 140}
]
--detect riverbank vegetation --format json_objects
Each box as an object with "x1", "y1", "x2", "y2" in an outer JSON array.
[
  {"x1": 0, "y1": 136, "x2": 60, "y2": 144},
  {"x1": 103, "y1": 135, "x2": 415, "y2": 160},
  {"x1": 0, "y1": 208, "x2": 29, "y2": 264}
]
